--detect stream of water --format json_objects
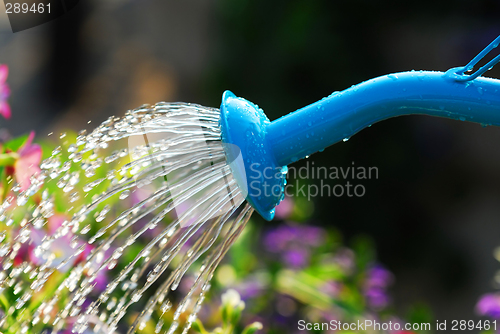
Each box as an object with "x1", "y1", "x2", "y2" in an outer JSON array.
[{"x1": 0, "y1": 102, "x2": 253, "y2": 334}]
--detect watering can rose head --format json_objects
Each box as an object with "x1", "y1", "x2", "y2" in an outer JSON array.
[{"x1": 220, "y1": 90, "x2": 287, "y2": 221}]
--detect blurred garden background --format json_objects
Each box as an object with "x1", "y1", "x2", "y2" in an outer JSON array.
[{"x1": 1, "y1": 0, "x2": 500, "y2": 332}]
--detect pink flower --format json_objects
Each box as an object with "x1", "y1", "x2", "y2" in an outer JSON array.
[
  {"x1": 0, "y1": 64, "x2": 11, "y2": 119},
  {"x1": 14, "y1": 131, "x2": 42, "y2": 191},
  {"x1": 30, "y1": 227, "x2": 75, "y2": 272},
  {"x1": 29, "y1": 215, "x2": 107, "y2": 286},
  {"x1": 274, "y1": 197, "x2": 293, "y2": 219},
  {"x1": 320, "y1": 280, "x2": 342, "y2": 298},
  {"x1": 29, "y1": 215, "x2": 75, "y2": 272}
]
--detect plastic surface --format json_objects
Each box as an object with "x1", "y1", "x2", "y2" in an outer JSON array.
[
  {"x1": 219, "y1": 91, "x2": 287, "y2": 221},
  {"x1": 449, "y1": 34, "x2": 500, "y2": 82},
  {"x1": 267, "y1": 71, "x2": 500, "y2": 166},
  {"x1": 220, "y1": 36, "x2": 500, "y2": 220}
]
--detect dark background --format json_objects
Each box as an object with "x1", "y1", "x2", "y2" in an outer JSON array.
[{"x1": 1, "y1": 0, "x2": 500, "y2": 329}]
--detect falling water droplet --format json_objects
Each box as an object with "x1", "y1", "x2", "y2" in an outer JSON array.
[
  {"x1": 155, "y1": 319, "x2": 164, "y2": 333},
  {"x1": 119, "y1": 190, "x2": 130, "y2": 200},
  {"x1": 52, "y1": 146, "x2": 62, "y2": 156}
]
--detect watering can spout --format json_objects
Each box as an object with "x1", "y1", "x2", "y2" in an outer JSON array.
[
  {"x1": 267, "y1": 70, "x2": 500, "y2": 166},
  {"x1": 220, "y1": 34, "x2": 500, "y2": 220}
]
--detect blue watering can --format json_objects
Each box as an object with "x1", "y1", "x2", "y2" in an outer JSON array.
[{"x1": 219, "y1": 35, "x2": 500, "y2": 220}]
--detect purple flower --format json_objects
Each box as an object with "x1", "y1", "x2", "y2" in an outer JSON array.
[
  {"x1": 236, "y1": 280, "x2": 265, "y2": 299},
  {"x1": 60, "y1": 314, "x2": 117, "y2": 333},
  {"x1": 230, "y1": 273, "x2": 270, "y2": 300},
  {"x1": 365, "y1": 287, "x2": 390, "y2": 309},
  {"x1": 284, "y1": 248, "x2": 309, "y2": 268},
  {"x1": 302, "y1": 226, "x2": 324, "y2": 246},
  {"x1": 264, "y1": 224, "x2": 325, "y2": 253},
  {"x1": 264, "y1": 224, "x2": 326, "y2": 268},
  {"x1": 363, "y1": 264, "x2": 393, "y2": 310},
  {"x1": 365, "y1": 264, "x2": 393, "y2": 288},
  {"x1": 263, "y1": 229, "x2": 286, "y2": 252},
  {"x1": 476, "y1": 294, "x2": 500, "y2": 318}
]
